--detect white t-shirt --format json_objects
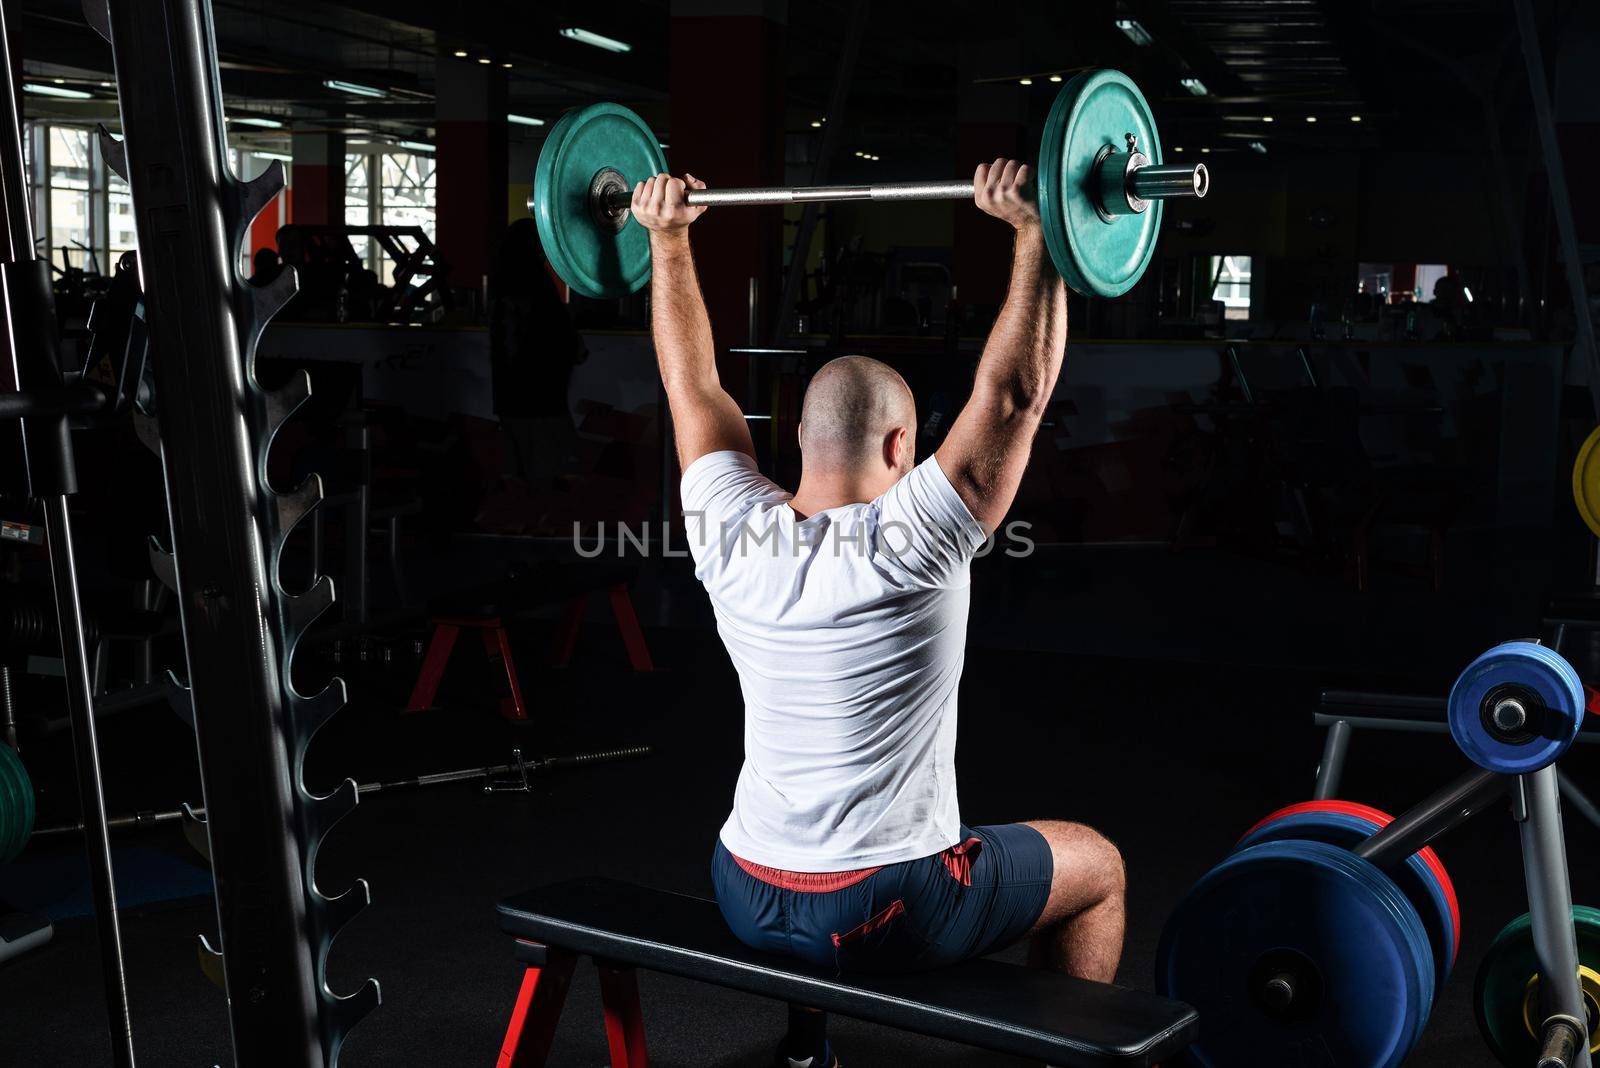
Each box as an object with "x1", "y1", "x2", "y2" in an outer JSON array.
[{"x1": 682, "y1": 450, "x2": 987, "y2": 871}]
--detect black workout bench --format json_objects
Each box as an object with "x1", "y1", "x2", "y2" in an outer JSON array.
[{"x1": 494, "y1": 877, "x2": 1197, "y2": 1067}]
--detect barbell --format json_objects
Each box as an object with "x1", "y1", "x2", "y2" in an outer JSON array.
[{"x1": 530, "y1": 68, "x2": 1209, "y2": 302}]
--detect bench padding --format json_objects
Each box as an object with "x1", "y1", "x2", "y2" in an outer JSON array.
[{"x1": 497, "y1": 876, "x2": 1196, "y2": 1067}]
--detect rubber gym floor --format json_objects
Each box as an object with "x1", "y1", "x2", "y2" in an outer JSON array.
[{"x1": 0, "y1": 538, "x2": 1584, "y2": 1066}]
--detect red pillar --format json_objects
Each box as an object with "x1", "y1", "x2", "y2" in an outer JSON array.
[
  {"x1": 669, "y1": 1, "x2": 786, "y2": 396},
  {"x1": 290, "y1": 131, "x2": 344, "y2": 226},
  {"x1": 953, "y1": 41, "x2": 1027, "y2": 317},
  {"x1": 436, "y1": 54, "x2": 509, "y2": 305}
]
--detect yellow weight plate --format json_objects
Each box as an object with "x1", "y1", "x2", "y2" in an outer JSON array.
[{"x1": 1573, "y1": 425, "x2": 1600, "y2": 537}]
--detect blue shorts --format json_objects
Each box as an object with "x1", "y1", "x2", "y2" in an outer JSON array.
[{"x1": 711, "y1": 823, "x2": 1053, "y2": 974}]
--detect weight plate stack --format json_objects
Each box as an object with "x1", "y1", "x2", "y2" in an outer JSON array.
[
  {"x1": 1447, "y1": 640, "x2": 1585, "y2": 774},
  {"x1": 0, "y1": 740, "x2": 35, "y2": 863},
  {"x1": 1235, "y1": 799, "x2": 1459, "y2": 992},
  {"x1": 1157, "y1": 839, "x2": 1435, "y2": 1068},
  {"x1": 1475, "y1": 906, "x2": 1600, "y2": 1065},
  {"x1": 1574, "y1": 426, "x2": 1600, "y2": 538},
  {"x1": 1037, "y1": 69, "x2": 1163, "y2": 299},
  {"x1": 532, "y1": 102, "x2": 667, "y2": 300}
]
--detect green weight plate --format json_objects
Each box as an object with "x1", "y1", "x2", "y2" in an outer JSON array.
[
  {"x1": 532, "y1": 103, "x2": 667, "y2": 300},
  {"x1": 1038, "y1": 69, "x2": 1163, "y2": 298},
  {"x1": 5, "y1": 742, "x2": 34, "y2": 862},
  {"x1": 0, "y1": 745, "x2": 16, "y2": 861},
  {"x1": 1475, "y1": 906, "x2": 1600, "y2": 1065},
  {"x1": 0, "y1": 741, "x2": 34, "y2": 863}
]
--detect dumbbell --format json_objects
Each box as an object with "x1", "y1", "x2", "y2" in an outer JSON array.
[
  {"x1": 1156, "y1": 799, "x2": 1461, "y2": 1067},
  {"x1": 529, "y1": 69, "x2": 1208, "y2": 301}
]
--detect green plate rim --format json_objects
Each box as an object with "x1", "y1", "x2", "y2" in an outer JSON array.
[
  {"x1": 1037, "y1": 68, "x2": 1163, "y2": 299},
  {"x1": 1474, "y1": 906, "x2": 1600, "y2": 1064},
  {"x1": 0, "y1": 741, "x2": 33, "y2": 862},
  {"x1": 532, "y1": 102, "x2": 666, "y2": 300}
]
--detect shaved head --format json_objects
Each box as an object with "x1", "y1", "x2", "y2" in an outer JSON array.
[{"x1": 798, "y1": 356, "x2": 917, "y2": 475}]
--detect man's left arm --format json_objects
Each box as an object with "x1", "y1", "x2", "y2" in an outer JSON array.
[{"x1": 632, "y1": 173, "x2": 755, "y2": 470}]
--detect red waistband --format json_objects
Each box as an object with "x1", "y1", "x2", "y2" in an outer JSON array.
[
  {"x1": 731, "y1": 854, "x2": 882, "y2": 891},
  {"x1": 730, "y1": 835, "x2": 984, "y2": 892}
]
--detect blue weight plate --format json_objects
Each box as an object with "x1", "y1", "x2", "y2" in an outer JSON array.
[
  {"x1": 1157, "y1": 839, "x2": 1435, "y2": 1068},
  {"x1": 1448, "y1": 641, "x2": 1585, "y2": 774},
  {"x1": 1236, "y1": 809, "x2": 1456, "y2": 994}
]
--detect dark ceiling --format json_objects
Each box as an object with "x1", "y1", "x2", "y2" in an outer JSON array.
[{"x1": 10, "y1": 0, "x2": 1586, "y2": 170}]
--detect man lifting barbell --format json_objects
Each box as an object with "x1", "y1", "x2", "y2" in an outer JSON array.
[{"x1": 631, "y1": 160, "x2": 1122, "y2": 1065}]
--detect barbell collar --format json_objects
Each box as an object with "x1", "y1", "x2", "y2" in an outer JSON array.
[{"x1": 1132, "y1": 162, "x2": 1210, "y2": 201}]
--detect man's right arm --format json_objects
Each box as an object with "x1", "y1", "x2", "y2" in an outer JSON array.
[
  {"x1": 632, "y1": 173, "x2": 756, "y2": 471},
  {"x1": 935, "y1": 158, "x2": 1069, "y2": 532}
]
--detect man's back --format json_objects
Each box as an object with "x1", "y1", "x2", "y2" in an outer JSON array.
[{"x1": 683, "y1": 450, "x2": 985, "y2": 871}]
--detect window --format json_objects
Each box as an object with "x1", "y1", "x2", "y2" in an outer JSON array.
[
  {"x1": 377, "y1": 151, "x2": 436, "y2": 286},
  {"x1": 47, "y1": 126, "x2": 98, "y2": 272},
  {"x1": 25, "y1": 122, "x2": 135, "y2": 272},
  {"x1": 1210, "y1": 255, "x2": 1252, "y2": 321},
  {"x1": 106, "y1": 171, "x2": 136, "y2": 270},
  {"x1": 1358, "y1": 264, "x2": 1392, "y2": 300},
  {"x1": 345, "y1": 149, "x2": 438, "y2": 285},
  {"x1": 1414, "y1": 264, "x2": 1451, "y2": 304},
  {"x1": 345, "y1": 152, "x2": 372, "y2": 270}
]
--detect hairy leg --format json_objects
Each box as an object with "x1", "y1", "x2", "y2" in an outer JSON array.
[{"x1": 1021, "y1": 820, "x2": 1126, "y2": 983}]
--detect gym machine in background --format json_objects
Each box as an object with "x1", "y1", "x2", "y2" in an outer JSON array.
[
  {"x1": 529, "y1": 70, "x2": 1208, "y2": 302},
  {"x1": 1160, "y1": 640, "x2": 1598, "y2": 1068},
  {"x1": 0, "y1": 5, "x2": 139, "y2": 1063},
  {"x1": 88, "y1": 0, "x2": 376, "y2": 1064}
]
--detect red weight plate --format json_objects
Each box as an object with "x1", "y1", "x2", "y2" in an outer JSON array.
[{"x1": 1240, "y1": 799, "x2": 1461, "y2": 964}]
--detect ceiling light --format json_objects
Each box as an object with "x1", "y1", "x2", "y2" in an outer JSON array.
[
  {"x1": 1305, "y1": 115, "x2": 1317, "y2": 123},
  {"x1": 1173, "y1": 145, "x2": 1184, "y2": 152},
  {"x1": 254, "y1": 151, "x2": 293, "y2": 162},
  {"x1": 560, "y1": 27, "x2": 632, "y2": 53},
  {"x1": 501, "y1": 62, "x2": 513, "y2": 69},
  {"x1": 810, "y1": 121, "x2": 822, "y2": 128},
  {"x1": 99, "y1": 81, "x2": 114, "y2": 88},
  {"x1": 1262, "y1": 116, "x2": 1274, "y2": 123},
  {"x1": 1180, "y1": 77, "x2": 1209, "y2": 97},
  {"x1": 1049, "y1": 74, "x2": 1062, "y2": 83},
  {"x1": 452, "y1": 50, "x2": 468, "y2": 58},
  {"x1": 1200, "y1": 147, "x2": 1210, "y2": 153},
  {"x1": 1462, "y1": 286, "x2": 1474, "y2": 303},
  {"x1": 53, "y1": 78, "x2": 65, "y2": 84},
  {"x1": 323, "y1": 79, "x2": 386, "y2": 98},
  {"x1": 1114, "y1": 18, "x2": 1153, "y2": 47},
  {"x1": 24, "y1": 83, "x2": 92, "y2": 99},
  {"x1": 508, "y1": 114, "x2": 545, "y2": 127},
  {"x1": 399, "y1": 140, "x2": 433, "y2": 153},
  {"x1": 1350, "y1": 114, "x2": 1362, "y2": 123},
  {"x1": 1249, "y1": 141, "x2": 1267, "y2": 154},
  {"x1": 231, "y1": 116, "x2": 285, "y2": 129},
  {"x1": 478, "y1": 57, "x2": 491, "y2": 65},
  {"x1": 1019, "y1": 77, "x2": 1033, "y2": 86}
]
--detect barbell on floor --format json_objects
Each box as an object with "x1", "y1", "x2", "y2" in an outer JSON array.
[{"x1": 531, "y1": 69, "x2": 1209, "y2": 301}]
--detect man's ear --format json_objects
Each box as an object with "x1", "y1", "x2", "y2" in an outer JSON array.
[{"x1": 885, "y1": 426, "x2": 909, "y2": 470}]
